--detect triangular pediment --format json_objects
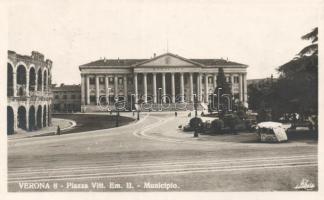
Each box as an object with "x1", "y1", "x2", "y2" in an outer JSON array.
[{"x1": 134, "y1": 53, "x2": 203, "y2": 67}]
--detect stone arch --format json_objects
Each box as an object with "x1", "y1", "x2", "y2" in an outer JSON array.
[
  {"x1": 17, "y1": 106, "x2": 27, "y2": 130},
  {"x1": 36, "y1": 105, "x2": 42, "y2": 129},
  {"x1": 37, "y1": 68, "x2": 42, "y2": 91},
  {"x1": 17, "y1": 64, "x2": 27, "y2": 96},
  {"x1": 7, "y1": 106, "x2": 14, "y2": 135},
  {"x1": 28, "y1": 106, "x2": 36, "y2": 131},
  {"x1": 43, "y1": 105, "x2": 47, "y2": 127},
  {"x1": 29, "y1": 67, "x2": 36, "y2": 92},
  {"x1": 7, "y1": 63, "x2": 14, "y2": 96}
]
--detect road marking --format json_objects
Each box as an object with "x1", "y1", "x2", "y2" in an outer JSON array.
[
  {"x1": 9, "y1": 154, "x2": 317, "y2": 175},
  {"x1": 8, "y1": 161, "x2": 317, "y2": 183}
]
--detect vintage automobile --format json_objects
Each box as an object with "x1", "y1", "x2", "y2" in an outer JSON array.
[{"x1": 256, "y1": 122, "x2": 289, "y2": 142}]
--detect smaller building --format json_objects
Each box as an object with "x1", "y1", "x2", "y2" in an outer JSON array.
[{"x1": 52, "y1": 84, "x2": 81, "y2": 112}]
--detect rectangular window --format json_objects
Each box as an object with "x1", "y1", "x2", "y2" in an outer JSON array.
[
  {"x1": 63, "y1": 95, "x2": 67, "y2": 99},
  {"x1": 208, "y1": 77, "x2": 213, "y2": 84},
  {"x1": 118, "y1": 77, "x2": 123, "y2": 84},
  {"x1": 99, "y1": 77, "x2": 105, "y2": 84},
  {"x1": 71, "y1": 95, "x2": 76, "y2": 99},
  {"x1": 128, "y1": 77, "x2": 133, "y2": 84},
  {"x1": 109, "y1": 77, "x2": 114, "y2": 84},
  {"x1": 234, "y1": 76, "x2": 239, "y2": 83},
  {"x1": 89, "y1": 77, "x2": 95, "y2": 84}
]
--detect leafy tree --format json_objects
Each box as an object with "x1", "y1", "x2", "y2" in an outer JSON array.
[
  {"x1": 208, "y1": 68, "x2": 232, "y2": 113},
  {"x1": 247, "y1": 27, "x2": 318, "y2": 121},
  {"x1": 277, "y1": 27, "x2": 318, "y2": 117}
]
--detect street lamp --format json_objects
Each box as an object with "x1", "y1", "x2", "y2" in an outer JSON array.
[
  {"x1": 107, "y1": 88, "x2": 112, "y2": 111},
  {"x1": 158, "y1": 88, "x2": 162, "y2": 111},
  {"x1": 218, "y1": 88, "x2": 222, "y2": 111},
  {"x1": 115, "y1": 96, "x2": 120, "y2": 127},
  {"x1": 193, "y1": 95, "x2": 199, "y2": 138}
]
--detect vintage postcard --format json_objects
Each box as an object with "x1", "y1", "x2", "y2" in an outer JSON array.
[{"x1": 1, "y1": 0, "x2": 323, "y2": 199}]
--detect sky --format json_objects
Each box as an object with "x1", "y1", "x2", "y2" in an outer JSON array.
[{"x1": 7, "y1": 0, "x2": 319, "y2": 85}]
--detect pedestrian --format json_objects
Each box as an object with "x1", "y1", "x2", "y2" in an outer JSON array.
[
  {"x1": 175, "y1": 111, "x2": 177, "y2": 117},
  {"x1": 56, "y1": 125, "x2": 61, "y2": 135},
  {"x1": 188, "y1": 112, "x2": 191, "y2": 117}
]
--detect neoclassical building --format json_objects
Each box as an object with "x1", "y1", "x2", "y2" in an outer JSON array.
[
  {"x1": 79, "y1": 52, "x2": 248, "y2": 111},
  {"x1": 7, "y1": 50, "x2": 53, "y2": 135}
]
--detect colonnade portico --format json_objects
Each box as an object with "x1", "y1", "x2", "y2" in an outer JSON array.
[
  {"x1": 79, "y1": 52, "x2": 248, "y2": 111},
  {"x1": 81, "y1": 72, "x2": 247, "y2": 105}
]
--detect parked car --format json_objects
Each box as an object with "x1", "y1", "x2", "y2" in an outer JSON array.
[{"x1": 256, "y1": 122, "x2": 289, "y2": 142}]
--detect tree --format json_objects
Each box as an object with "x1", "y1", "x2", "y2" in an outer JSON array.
[
  {"x1": 277, "y1": 27, "x2": 318, "y2": 117},
  {"x1": 208, "y1": 68, "x2": 232, "y2": 113},
  {"x1": 216, "y1": 68, "x2": 231, "y2": 95},
  {"x1": 247, "y1": 27, "x2": 318, "y2": 121}
]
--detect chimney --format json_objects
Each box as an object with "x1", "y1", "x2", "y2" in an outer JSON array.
[{"x1": 153, "y1": 53, "x2": 156, "y2": 58}]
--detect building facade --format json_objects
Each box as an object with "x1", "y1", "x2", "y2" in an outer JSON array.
[
  {"x1": 52, "y1": 84, "x2": 81, "y2": 112},
  {"x1": 7, "y1": 50, "x2": 53, "y2": 135},
  {"x1": 79, "y1": 53, "x2": 248, "y2": 111}
]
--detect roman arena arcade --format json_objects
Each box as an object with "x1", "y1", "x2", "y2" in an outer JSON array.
[{"x1": 7, "y1": 50, "x2": 53, "y2": 135}]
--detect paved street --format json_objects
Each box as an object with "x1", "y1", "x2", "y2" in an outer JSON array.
[{"x1": 8, "y1": 112, "x2": 317, "y2": 192}]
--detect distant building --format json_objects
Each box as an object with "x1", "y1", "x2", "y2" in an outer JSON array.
[
  {"x1": 7, "y1": 50, "x2": 53, "y2": 135},
  {"x1": 52, "y1": 84, "x2": 81, "y2": 112},
  {"x1": 79, "y1": 52, "x2": 248, "y2": 112},
  {"x1": 247, "y1": 76, "x2": 277, "y2": 87}
]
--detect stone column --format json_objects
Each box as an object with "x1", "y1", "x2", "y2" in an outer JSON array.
[
  {"x1": 95, "y1": 76, "x2": 99, "y2": 105},
  {"x1": 189, "y1": 73, "x2": 193, "y2": 103},
  {"x1": 243, "y1": 73, "x2": 247, "y2": 105},
  {"x1": 205, "y1": 74, "x2": 209, "y2": 103},
  {"x1": 196, "y1": 73, "x2": 200, "y2": 102},
  {"x1": 26, "y1": 71, "x2": 29, "y2": 96},
  {"x1": 114, "y1": 75, "x2": 118, "y2": 99},
  {"x1": 239, "y1": 73, "x2": 243, "y2": 102},
  {"x1": 105, "y1": 76, "x2": 109, "y2": 103},
  {"x1": 41, "y1": 71, "x2": 44, "y2": 95},
  {"x1": 134, "y1": 73, "x2": 138, "y2": 104},
  {"x1": 162, "y1": 73, "x2": 166, "y2": 103},
  {"x1": 153, "y1": 73, "x2": 157, "y2": 103},
  {"x1": 13, "y1": 72, "x2": 17, "y2": 97},
  {"x1": 123, "y1": 75, "x2": 127, "y2": 100},
  {"x1": 143, "y1": 73, "x2": 147, "y2": 103},
  {"x1": 25, "y1": 106, "x2": 29, "y2": 130},
  {"x1": 199, "y1": 73, "x2": 203, "y2": 102},
  {"x1": 171, "y1": 73, "x2": 175, "y2": 103},
  {"x1": 230, "y1": 74, "x2": 234, "y2": 96},
  {"x1": 81, "y1": 74, "x2": 85, "y2": 105},
  {"x1": 86, "y1": 75, "x2": 90, "y2": 105},
  {"x1": 213, "y1": 73, "x2": 217, "y2": 89},
  {"x1": 45, "y1": 105, "x2": 49, "y2": 127},
  {"x1": 180, "y1": 73, "x2": 184, "y2": 103}
]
